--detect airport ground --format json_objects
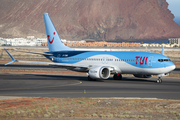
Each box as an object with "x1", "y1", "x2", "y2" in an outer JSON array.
[
  {"x1": 0, "y1": 46, "x2": 179, "y2": 119},
  {"x1": 0, "y1": 70, "x2": 180, "y2": 120},
  {"x1": 0, "y1": 63, "x2": 180, "y2": 119}
]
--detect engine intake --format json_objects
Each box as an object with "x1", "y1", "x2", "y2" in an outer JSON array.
[{"x1": 89, "y1": 66, "x2": 110, "y2": 79}]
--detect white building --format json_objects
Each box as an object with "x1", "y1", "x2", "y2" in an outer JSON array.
[
  {"x1": 65, "y1": 40, "x2": 86, "y2": 43},
  {"x1": 1, "y1": 38, "x2": 36, "y2": 46},
  {"x1": 33, "y1": 38, "x2": 47, "y2": 46},
  {"x1": 0, "y1": 37, "x2": 50, "y2": 46},
  {"x1": 10, "y1": 38, "x2": 36, "y2": 46},
  {"x1": 142, "y1": 43, "x2": 179, "y2": 47},
  {"x1": 169, "y1": 38, "x2": 180, "y2": 45},
  {"x1": 27, "y1": 36, "x2": 35, "y2": 39},
  {"x1": 0, "y1": 39, "x2": 7, "y2": 46}
]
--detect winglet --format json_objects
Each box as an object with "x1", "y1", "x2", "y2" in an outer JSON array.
[
  {"x1": 161, "y1": 46, "x2": 164, "y2": 55},
  {"x1": 4, "y1": 48, "x2": 17, "y2": 65}
]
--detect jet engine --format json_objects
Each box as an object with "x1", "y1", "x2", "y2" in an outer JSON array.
[
  {"x1": 88, "y1": 66, "x2": 110, "y2": 79},
  {"x1": 133, "y1": 74, "x2": 152, "y2": 78}
]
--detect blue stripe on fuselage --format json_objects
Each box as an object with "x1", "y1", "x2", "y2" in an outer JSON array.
[{"x1": 44, "y1": 51, "x2": 174, "y2": 69}]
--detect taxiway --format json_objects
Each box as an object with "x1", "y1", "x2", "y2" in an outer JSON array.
[{"x1": 0, "y1": 73, "x2": 180, "y2": 99}]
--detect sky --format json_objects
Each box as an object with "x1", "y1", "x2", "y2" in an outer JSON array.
[
  {"x1": 166, "y1": 0, "x2": 180, "y2": 25},
  {"x1": 166, "y1": 0, "x2": 180, "y2": 18}
]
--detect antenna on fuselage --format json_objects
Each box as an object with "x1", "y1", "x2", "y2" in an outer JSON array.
[{"x1": 161, "y1": 46, "x2": 164, "y2": 55}]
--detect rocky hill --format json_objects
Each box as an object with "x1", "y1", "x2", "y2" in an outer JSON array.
[{"x1": 0, "y1": 0, "x2": 180, "y2": 41}]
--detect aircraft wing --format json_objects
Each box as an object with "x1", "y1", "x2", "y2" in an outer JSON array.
[
  {"x1": 4, "y1": 48, "x2": 89, "y2": 68},
  {"x1": 17, "y1": 60, "x2": 89, "y2": 68}
]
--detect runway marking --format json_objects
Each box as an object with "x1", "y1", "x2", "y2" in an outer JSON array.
[{"x1": 0, "y1": 80, "x2": 82, "y2": 90}]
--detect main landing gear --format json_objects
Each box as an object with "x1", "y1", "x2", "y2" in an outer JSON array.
[
  {"x1": 157, "y1": 77, "x2": 162, "y2": 83},
  {"x1": 113, "y1": 73, "x2": 122, "y2": 80},
  {"x1": 88, "y1": 76, "x2": 95, "y2": 81}
]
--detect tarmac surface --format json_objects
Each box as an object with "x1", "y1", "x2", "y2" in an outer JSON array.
[{"x1": 0, "y1": 72, "x2": 180, "y2": 99}]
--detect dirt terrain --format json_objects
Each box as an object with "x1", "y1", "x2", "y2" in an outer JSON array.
[{"x1": 0, "y1": 97, "x2": 180, "y2": 120}]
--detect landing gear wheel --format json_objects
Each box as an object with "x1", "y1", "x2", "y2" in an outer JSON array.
[
  {"x1": 88, "y1": 76, "x2": 95, "y2": 81},
  {"x1": 88, "y1": 76, "x2": 92, "y2": 81},
  {"x1": 157, "y1": 77, "x2": 162, "y2": 83},
  {"x1": 113, "y1": 74, "x2": 122, "y2": 80}
]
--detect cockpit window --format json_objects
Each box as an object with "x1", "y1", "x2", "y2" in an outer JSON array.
[
  {"x1": 163, "y1": 59, "x2": 170, "y2": 61},
  {"x1": 158, "y1": 59, "x2": 171, "y2": 62}
]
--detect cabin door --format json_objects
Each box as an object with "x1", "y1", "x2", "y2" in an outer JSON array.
[{"x1": 148, "y1": 56, "x2": 153, "y2": 67}]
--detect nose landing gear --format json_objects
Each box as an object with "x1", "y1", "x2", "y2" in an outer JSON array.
[
  {"x1": 157, "y1": 73, "x2": 169, "y2": 83},
  {"x1": 157, "y1": 77, "x2": 162, "y2": 83}
]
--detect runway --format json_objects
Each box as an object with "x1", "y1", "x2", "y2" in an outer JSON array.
[{"x1": 0, "y1": 73, "x2": 180, "y2": 99}]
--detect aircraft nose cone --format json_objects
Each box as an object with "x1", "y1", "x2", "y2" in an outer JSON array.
[
  {"x1": 169, "y1": 64, "x2": 176, "y2": 72},
  {"x1": 172, "y1": 65, "x2": 176, "y2": 71}
]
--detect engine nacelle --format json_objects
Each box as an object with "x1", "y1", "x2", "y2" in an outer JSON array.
[
  {"x1": 89, "y1": 66, "x2": 110, "y2": 79},
  {"x1": 133, "y1": 74, "x2": 152, "y2": 78}
]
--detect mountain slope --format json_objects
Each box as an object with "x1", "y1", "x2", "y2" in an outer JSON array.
[{"x1": 0, "y1": 0, "x2": 180, "y2": 41}]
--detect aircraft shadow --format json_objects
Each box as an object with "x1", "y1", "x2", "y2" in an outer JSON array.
[{"x1": 29, "y1": 74, "x2": 157, "y2": 83}]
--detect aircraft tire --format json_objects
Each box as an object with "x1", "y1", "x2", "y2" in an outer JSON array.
[
  {"x1": 88, "y1": 76, "x2": 95, "y2": 81},
  {"x1": 113, "y1": 74, "x2": 122, "y2": 80},
  {"x1": 157, "y1": 78, "x2": 162, "y2": 83}
]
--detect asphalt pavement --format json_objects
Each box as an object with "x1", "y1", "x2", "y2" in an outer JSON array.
[{"x1": 0, "y1": 73, "x2": 180, "y2": 99}]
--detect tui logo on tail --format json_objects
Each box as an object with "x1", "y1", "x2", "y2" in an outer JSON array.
[{"x1": 47, "y1": 32, "x2": 55, "y2": 44}]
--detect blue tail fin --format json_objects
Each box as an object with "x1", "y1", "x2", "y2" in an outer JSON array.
[{"x1": 43, "y1": 13, "x2": 73, "y2": 52}]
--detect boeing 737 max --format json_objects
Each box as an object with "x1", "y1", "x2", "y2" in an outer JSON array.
[{"x1": 4, "y1": 13, "x2": 176, "y2": 83}]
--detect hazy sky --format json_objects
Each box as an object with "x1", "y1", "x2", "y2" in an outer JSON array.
[{"x1": 166, "y1": 0, "x2": 180, "y2": 18}]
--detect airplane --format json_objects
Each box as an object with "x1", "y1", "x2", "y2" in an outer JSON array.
[{"x1": 4, "y1": 13, "x2": 176, "y2": 83}]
